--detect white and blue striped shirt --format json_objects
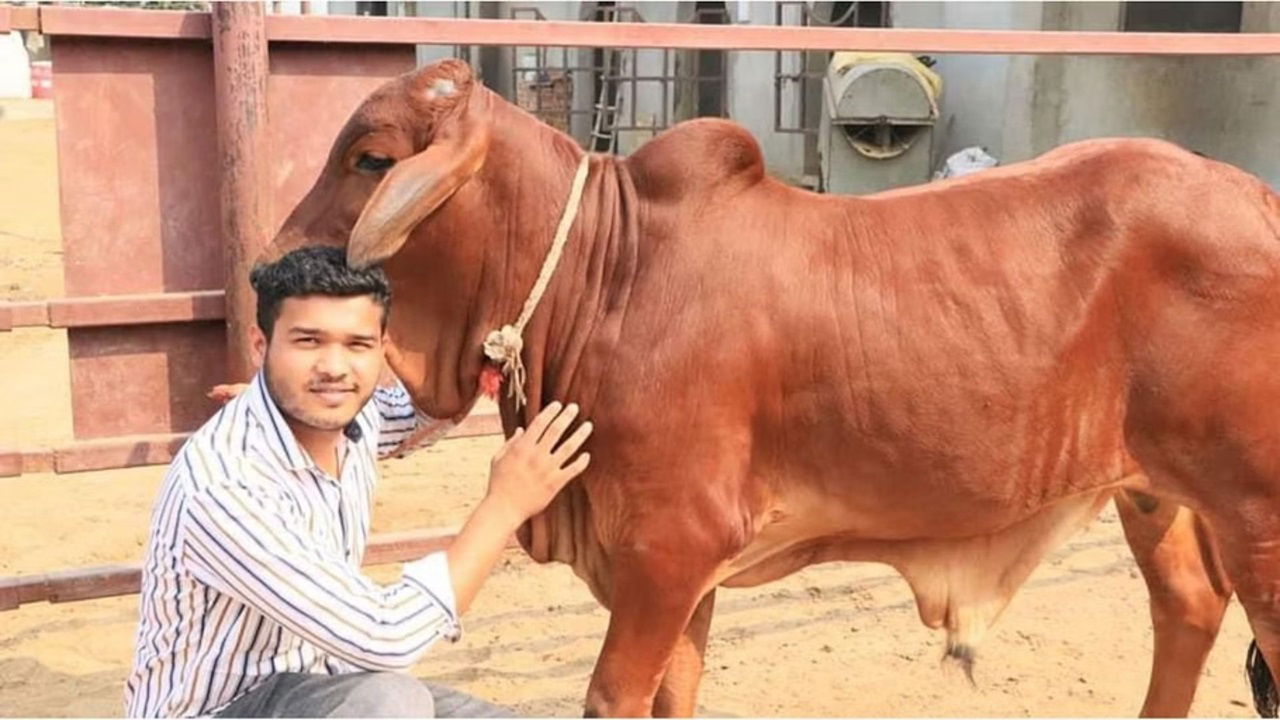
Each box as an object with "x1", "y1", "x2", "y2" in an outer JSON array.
[{"x1": 124, "y1": 372, "x2": 460, "y2": 718}]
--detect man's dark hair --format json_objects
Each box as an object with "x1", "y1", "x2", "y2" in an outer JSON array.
[{"x1": 249, "y1": 245, "x2": 392, "y2": 338}]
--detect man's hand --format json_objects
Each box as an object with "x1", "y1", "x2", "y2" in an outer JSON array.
[
  {"x1": 446, "y1": 401, "x2": 593, "y2": 614},
  {"x1": 208, "y1": 383, "x2": 250, "y2": 405},
  {"x1": 484, "y1": 402, "x2": 593, "y2": 526}
]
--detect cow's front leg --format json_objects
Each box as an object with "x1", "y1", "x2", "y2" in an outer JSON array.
[
  {"x1": 584, "y1": 526, "x2": 731, "y2": 717},
  {"x1": 652, "y1": 590, "x2": 716, "y2": 717}
]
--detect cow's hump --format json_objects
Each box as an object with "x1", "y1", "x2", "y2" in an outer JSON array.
[{"x1": 625, "y1": 119, "x2": 765, "y2": 202}]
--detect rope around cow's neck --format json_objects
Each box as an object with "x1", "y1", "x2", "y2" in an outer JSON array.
[{"x1": 481, "y1": 154, "x2": 591, "y2": 411}]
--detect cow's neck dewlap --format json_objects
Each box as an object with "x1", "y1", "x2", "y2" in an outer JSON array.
[{"x1": 480, "y1": 154, "x2": 592, "y2": 411}]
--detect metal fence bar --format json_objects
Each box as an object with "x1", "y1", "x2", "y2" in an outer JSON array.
[
  {"x1": 19, "y1": 7, "x2": 1279, "y2": 55},
  {"x1": 0, "y1": 291, "x2": 228, "y2": 331},
  {"x1": 4, "y1": 4, "x2": 41, "y2": 31},
  {"x1": 0, "y1": 528, "x2": 521, "y2": 611},
  {"x1": 1, "y1": 412, "x2": 504, "y2": 478}
]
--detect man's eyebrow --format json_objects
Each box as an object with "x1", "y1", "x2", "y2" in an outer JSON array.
[{"x1": 287, "y1": 327, "x2": 378, "y2": 342}]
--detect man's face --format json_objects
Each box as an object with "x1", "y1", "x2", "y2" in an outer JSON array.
[{"x1": 253, "y1": 295, "x2": 385, "y2": 433}]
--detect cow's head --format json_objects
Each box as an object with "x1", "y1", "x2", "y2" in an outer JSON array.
[
  {"x1": 268, "y1": 59, "x2": 493, "y2": 269},
  {"x1": 263, "y1": 60, "x2": 512, "y2": 419},
  {"x1": 266, "y1": 59, "x2": 582, "y2": 420}
]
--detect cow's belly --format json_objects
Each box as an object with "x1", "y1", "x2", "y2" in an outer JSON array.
[
  {"x1": 716, "y1": 481, "x2": 1128, "y2": 587},
  {"x1": 746, "y1": 433, "x2": 1133, "y2": 544},
  {"x1": 715, "y1": 478, "x2": 1141, "y2": 648}
]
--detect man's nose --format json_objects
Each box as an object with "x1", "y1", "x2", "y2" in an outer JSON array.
[{"x1": 313, "y1": 345, "x2": 349, "y2": 379}]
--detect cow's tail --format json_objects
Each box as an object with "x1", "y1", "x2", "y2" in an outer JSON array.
[{"x1": 1247, "y1": 640, "x2": 1278, "y2": 717}]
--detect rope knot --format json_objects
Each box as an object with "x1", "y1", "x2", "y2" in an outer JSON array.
[
  {"x1": 483, "y1": 324, "x2": 524, "y2": 365},
  {"x1": 483, "y1": 324, "x2": 528, "y2": 408}
]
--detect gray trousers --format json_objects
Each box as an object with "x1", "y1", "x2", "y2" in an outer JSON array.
[{"x1": 213, "y1": 672, "x2": 514, "y2": 718}]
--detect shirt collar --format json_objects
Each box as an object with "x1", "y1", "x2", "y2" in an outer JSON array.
[{"x1": 245, "y1": 371, "x2": 313, "y2": 472}]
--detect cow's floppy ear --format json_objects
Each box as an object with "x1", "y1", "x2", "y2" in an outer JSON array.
[{"x1": 347, "y1": 85, "x2": 491, "y2": 269}]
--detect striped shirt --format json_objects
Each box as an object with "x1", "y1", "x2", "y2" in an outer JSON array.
[{"x1": 124, "y1": 372, "x2": 460, "y2": 718}]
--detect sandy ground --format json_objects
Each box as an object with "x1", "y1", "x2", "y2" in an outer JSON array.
[{"x1": 0, "y1": 99, "x2": 1264, "y2": 717}]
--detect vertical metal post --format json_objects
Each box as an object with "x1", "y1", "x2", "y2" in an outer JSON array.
[{"x1": 212, "y1": 1, "x2": 272, "y2": 382}]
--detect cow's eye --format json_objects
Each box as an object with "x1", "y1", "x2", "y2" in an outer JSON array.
[{"x1": 355, "y1": 153, "x2": 395, "y2": 173}]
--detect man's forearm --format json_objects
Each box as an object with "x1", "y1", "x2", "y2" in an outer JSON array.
[
  {"x1": 442, "y1": 402, "x2": 592, "y2": 617},
  {"x1": 444, "y1": 497, "x2": 524, "y2": 615}
]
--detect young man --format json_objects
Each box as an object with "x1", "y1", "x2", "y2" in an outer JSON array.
[{"x1": 125, "y1": 246, "x2": 592, "y2": 718}]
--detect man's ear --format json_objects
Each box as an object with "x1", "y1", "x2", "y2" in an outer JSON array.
[{"x1": 250, "y1": 325, "x2": 268, "y2": 369}]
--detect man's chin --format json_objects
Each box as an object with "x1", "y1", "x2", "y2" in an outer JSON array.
[{"x1": 295, "y1": 409, "x2": 360, "y2": 432}]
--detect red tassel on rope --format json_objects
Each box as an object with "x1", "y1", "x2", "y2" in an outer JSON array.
[{"x1": 479, "y1": 364, "x2": 504, "y2": 400}]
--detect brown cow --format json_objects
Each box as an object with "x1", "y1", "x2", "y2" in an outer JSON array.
[{"x1": 267, "y1": 59, "x2": 1280, "y2": 717}]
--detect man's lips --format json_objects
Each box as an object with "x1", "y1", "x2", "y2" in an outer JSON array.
[{"x1": 309, "y1": 386, "x2": 356, "y2": 405}]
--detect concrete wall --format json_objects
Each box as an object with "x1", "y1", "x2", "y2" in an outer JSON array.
[
  {"x1": 894, "y1": 1, "x2": 1280, "y2": 187},
  {"x1": 1037, "y1": 2, "x2": 1280, "y2": 186},
  {"x1": 892, "y1": 2, "x2": 1042, "y2": 170}
]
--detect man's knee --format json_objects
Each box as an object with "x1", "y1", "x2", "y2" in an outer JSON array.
[{"x1": 336, "y1": 672, "x2": 435, "y2": 718}]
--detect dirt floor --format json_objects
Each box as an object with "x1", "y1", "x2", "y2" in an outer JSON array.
[{"x1": 0, "y1": 98, "x2": 1263, "y2": 717}]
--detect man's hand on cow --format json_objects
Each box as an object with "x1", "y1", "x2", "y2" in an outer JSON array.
[
  {"x1": 485, "y1": 402, "x2": 593, "y2": 527},
  {"x1": 445, "y1": 401, "x2": 592, "y2": 615}
]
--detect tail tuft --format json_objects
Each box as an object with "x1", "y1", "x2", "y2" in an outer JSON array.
[
  {"x1": 1247, "y1": 639, "x2": 1278, "y2": 718},
  {"x1": 944, "y1": 642, "x2": 978, "y2": 687}
]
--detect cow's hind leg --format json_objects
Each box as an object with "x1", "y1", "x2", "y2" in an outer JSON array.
[
  {"x1": 1116, "y1": 489, "x2": 1232, "y2": 717},
  {"x1": 1126, "y1": 350, "x2": 1280, "y2": 718},
  {"x1": 1199, "y1": 500, "x2": 1280, "y2": 719},
  {"x1": 652, "y1": 590, "x2": 716, "y2": 718}
]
